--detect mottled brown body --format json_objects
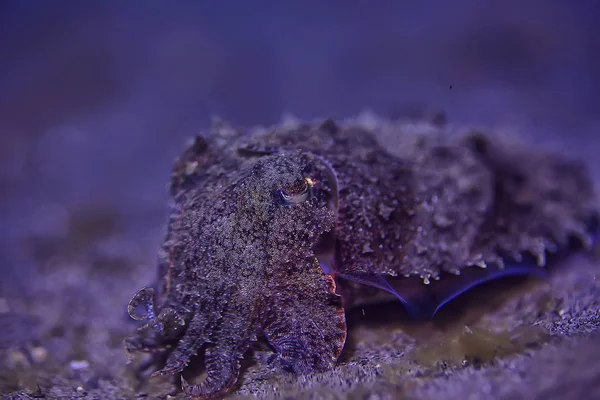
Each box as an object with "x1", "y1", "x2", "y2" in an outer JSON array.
[{"x1": 125, "y1": 117, "x2": 597, "y2": 398}]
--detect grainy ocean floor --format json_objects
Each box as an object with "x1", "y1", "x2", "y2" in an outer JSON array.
[{"x1": 1, "y1": 231, "x2": 599, "y2": 400}]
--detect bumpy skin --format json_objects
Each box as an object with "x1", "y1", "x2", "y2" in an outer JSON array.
[{"x1": 125, "y1": 118, "x2": 598, "y2": 398}]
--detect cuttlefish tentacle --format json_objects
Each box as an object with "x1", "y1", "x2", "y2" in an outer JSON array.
[
  {"x1": 151, "y1": 311, "x2": 212, "y2": 377},
  {"x1": 127, "y1": 287, "x2": 185, "y2": 334},
  {"x1": 264, "y1": 259, "x2": 346, "y2": 374},
  {"x1": 181, "y1": 344, "x2": 242, "y2": 398},
  {"x1": 124, "y1": 287, "x2": 185, "y2": 361},
  {"x1": 168, "y1": 279, "x2": 264, "y2": 398}
]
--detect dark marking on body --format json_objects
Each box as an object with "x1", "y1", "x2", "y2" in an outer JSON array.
[{"x1": 124, "y1": 117, "x2": 598, "y2": 398}]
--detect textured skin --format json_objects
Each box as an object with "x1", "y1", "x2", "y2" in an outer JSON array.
[{"x1": 124, "y1": 118, "x2": 598, "y2": 398}]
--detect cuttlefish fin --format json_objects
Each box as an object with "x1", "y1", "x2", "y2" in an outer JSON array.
[{"x1": 338, "y1": 258, "x2": 546, "y2": 319}]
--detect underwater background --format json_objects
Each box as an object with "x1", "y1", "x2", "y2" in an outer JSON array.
[{"x1": 1, "y1": 1, "x2": 599, "y2": 399}]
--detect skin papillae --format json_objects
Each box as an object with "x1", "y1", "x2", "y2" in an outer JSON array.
[{"x1": 124, "y1": 117, "x2": 598, "y2": 398}]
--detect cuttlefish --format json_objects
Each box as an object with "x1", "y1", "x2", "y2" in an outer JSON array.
[{"x1": 125, "y1": 117, "x2": 598, "y2": 398}]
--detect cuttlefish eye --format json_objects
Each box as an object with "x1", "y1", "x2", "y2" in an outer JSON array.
[{"x1": 275, "y1": 177, "x2": 314, "y2": 205}]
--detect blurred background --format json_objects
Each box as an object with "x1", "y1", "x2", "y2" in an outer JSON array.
[
  {"x1": 1, "y1": 2, "x2": 600, "y2": 396},
  {"x1": 1, "y1": 0, "x2": 599, "y2": 321}
]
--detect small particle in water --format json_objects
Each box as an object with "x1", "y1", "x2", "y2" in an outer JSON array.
[
  {"x1": 31, "y1": 346, "x2": 48, "y2": 363},
  {"x1": 70, "y1": 360, "x2": 90, "y2": 370},
  {"x1": 0, "y1": 298, "x2": 9, "y2": 314}
]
